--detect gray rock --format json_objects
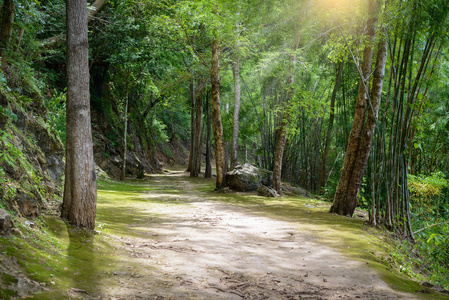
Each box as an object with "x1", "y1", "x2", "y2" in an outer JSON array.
[
  {"x1": 226, "y1": 163, "x2": 273, "y2": 192},
  {"x1": 16, "y1": 189, "x2": 39, "y2": 218},
  {"x1": 257, "y1": 185, "x2": 279, "y2": 197},
  {"x1": 95, "y1": 165, "x2": 109, "y2": 180},
  {"x1": 29, "y1": 118, "x2": 65, "y2": 185},
  {"x1": 282, "y1": 185, "x2": 314, "y2": 198},
  {"x1": 0, "y1": 209, "x2": 13, "y2": 234}
]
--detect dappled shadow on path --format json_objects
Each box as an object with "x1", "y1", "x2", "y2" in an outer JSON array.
[{"x1": 91, "y1": 172, "x2": 439, "y2": 299}]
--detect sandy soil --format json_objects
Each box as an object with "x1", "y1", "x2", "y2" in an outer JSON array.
[{"x1": 77, "y1": 171, "x2": 428, "y2": 300}]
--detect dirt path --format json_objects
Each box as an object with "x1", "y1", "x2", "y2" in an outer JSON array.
[{"x1": 65, "y1": 171, "x2": 432, "y2": 299}]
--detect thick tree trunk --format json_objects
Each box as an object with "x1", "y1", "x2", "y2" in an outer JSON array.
[
  {"x1": 205, "y1": 89, "x2": 212, "y2": 178},
  {"x1": 0, "y1": 0, "x2": 15, "y2": 70},
  {"x1": 330, "y1": 6, "x2": 384, "y2": 217},
  {"x1": 346, "y1": 38, "x2": 388, "y2": 208},
  {"x1": 61, "y1": 0, "x2": 97, "y2": 230},
  {"x1": 319, "y1": 62, "x2": 343, "y2": 193},
  {"x1": 211, "y1": 39, "x2": 225, "y2": 189},
  {"x1": 230, "y1": 57, "x2": 241, "y2": 170}
]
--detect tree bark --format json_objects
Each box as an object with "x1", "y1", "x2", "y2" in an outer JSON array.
[
  {"x1": 319, "y1": 62, "x2": 343, "y2": 193},
  {"x1": 230, "y1": 57, "x2": 241, "y2": 170},
  {"x1": 190, "y1": 81, "x2": 205, "y2": 177},
  {"x1": 61, "y1": 0, "x2": 97, "y2": 230},
  {"x1": 273, "y1": 116, "x2": 288, "y2": 194},
  {"x1": 0, "y1": 0, "x2": 15, "y2": 70},
  {"x1": 211, "y1": 39, "x2": 225, "y2": 189},
  {"x1": 205, "y1": 88, "x2": 212, "y2": 178},
  {"x1": 330, "y1": 5, "x2": 385, "y2": 217}
]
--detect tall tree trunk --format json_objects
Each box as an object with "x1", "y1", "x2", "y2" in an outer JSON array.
[
  {"x1": 345, "y1": 38, "x2": 388, "y2": 212},
  {"x1": 190, "y1": 82, "x2": 205, "y2": 177},
  {"x1": 230, "y1": 57, "x2": 241, "y2": 170},
  {"x1": 319, "y1": 62, "x2": 343, "y2": 193},
  {"x1": 273, "y1": 38, "x2": 300, "y2": 194},
  {"x1": 186, "y1": 79, "x2": 194, "y2": 172},
  {"x1": 330, "y1": 5, "x2": 385, "y2": 216},
  {"x1": 61, "y1": 0, "x2": 97, "y2": 230},
  {"x1": 0, "y1": 0, "x2": 15, "y2": 71},
  {"x1": 121, "y1": 70, "x2": 130, "y2": 181},
  {"x1": 211, "y1": 39, "x2": 225, "y2": 189},
  {"x1": 205, "y1": 88, "x2": 212, "y2": 178}
]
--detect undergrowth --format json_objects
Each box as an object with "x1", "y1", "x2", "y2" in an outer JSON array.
[{"x1": 388, "y1": 172, "x2": 449, "y2": 290}]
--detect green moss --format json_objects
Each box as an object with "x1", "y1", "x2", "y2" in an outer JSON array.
[
  {"x1": 1, "y1": 273, "x2": 18, "y2": 285},
  {"x1": 0, "y1": 287, "x2": 18, "y2": 298},
  {"x1": 0, "y1": 215, "x2": 138, "y2": 299}
]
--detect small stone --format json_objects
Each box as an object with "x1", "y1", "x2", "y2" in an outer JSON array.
[{"x1": 25, "y1": 221, "x2": 35, "y2": 227}]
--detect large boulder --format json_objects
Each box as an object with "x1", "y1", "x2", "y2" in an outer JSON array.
[
  {"x1": 0, "y1": 209, "x2": 13, "y2": 235},
  {"x1": 226, "y1": 163, "x2": 273, "y2": 192}
]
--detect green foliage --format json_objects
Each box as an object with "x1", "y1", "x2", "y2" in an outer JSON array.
[
  {"x1": 45, "y1": 90, "x2": 66, "y2": 144},
  {"x1": 0, "y1": 167, "x2": 17, "y2": 209},
  {"x1": 425, "y1": 228, "x2": 449, "y2": 269},
  {"x1": 409, "y1": 172, "x2": 448, "y2": 222},
  {"x1": 397, "y1": 172, "x2": 449, "y2": 288},
  {"x1": 0, "y1": 130, "x2": 18, "y2": 207}
]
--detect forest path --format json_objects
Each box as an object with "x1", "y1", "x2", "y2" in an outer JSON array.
[{"x1": 61, "y1": 170, "x2": 433, "y2": 299}]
